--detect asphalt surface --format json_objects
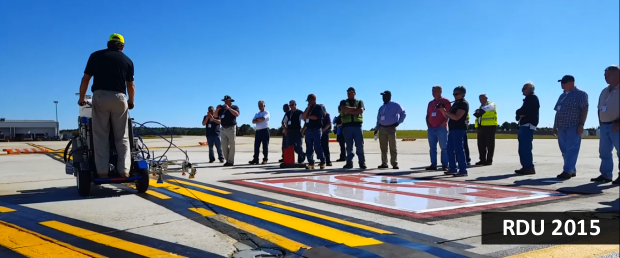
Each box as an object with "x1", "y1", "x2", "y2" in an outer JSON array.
[{"x1": 0, "y1": 135, "x2": 618, "y2": 258}]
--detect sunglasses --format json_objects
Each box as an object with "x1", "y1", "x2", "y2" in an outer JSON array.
[{"x1": 453, "y1": 92, "x2": 462, "y2": 96}]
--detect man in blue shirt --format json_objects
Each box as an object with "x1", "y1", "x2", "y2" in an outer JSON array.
[
  {"x1": 553, "y1": 75, "x2": 589, "y2": 179},
  {"x1": 374, "y1": 91, "x2": 406, "y2": 169},
  {"x1": 250, "y1": 100, "x2": 270, "y2": 164},
  {"x1": 303, "y1": 94, "x2": 325, "y2": 169},
  {"x1": 202, "y1": 106, "x2": 224, "y2": 163}
]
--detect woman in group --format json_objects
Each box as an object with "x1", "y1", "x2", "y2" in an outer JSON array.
[{"x1": 439, "y1": 86, "x2": 470, "y2": 177}]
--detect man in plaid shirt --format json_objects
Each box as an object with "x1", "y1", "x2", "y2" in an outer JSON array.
[{"x1": 553, "y1": 75, "x2": 589, "y2": 179}]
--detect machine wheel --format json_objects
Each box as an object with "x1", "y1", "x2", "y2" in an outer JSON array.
[
  {"x1": 76, "y1": 169, "x2": 92, "y2": 196},
  {"x1": 135, "y1": 168, "x2": 150, "y2": 193}
]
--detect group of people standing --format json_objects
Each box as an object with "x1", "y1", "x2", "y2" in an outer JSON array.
[
  {"x1": 201, "y1": 65, "x2": 619, "y2": 185},
  {"x1": 201, "y1": 87, "x2": 408, "y2": 170},
  {"x1": 424, "y1": 65, "x2": 619, "y2": 184}
]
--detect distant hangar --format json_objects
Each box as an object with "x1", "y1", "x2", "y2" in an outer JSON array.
[{"x1": 0, "y1": 118, "x2": 59, "y2": 141}]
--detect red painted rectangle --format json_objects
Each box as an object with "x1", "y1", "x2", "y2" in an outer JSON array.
[{"x1": 232, "y1": 173, "x2": 570, "y2": 219}]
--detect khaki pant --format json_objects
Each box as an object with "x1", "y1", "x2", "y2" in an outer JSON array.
[
  {"x1": 379, "y1": 125, "x2": 398, "y2": 166},
  {"x1": 221, "y1": 125, "x2": 236, "y2": 163},
  {"x1": 92, "y1": 90, "x2": 130, "y2": 176}
]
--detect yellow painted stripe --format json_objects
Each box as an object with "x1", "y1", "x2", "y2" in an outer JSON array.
[
  {"x1": 259, "y1": 201, "x2": 393, "y2": 234},
  {"x1": 40, "y1": 220, "x2": 187, "y2": 257},
  {"x1": 0, "y1": 220, "x2": 106, "y2": 258},
  {"x1": 188, "y1": 207, "x2": 217, "y2": 217},
  {"x1": 125, "y1": 185, "x2": 171, "y2": 199},
  {"x1": 150, "y1": 180, "x2": 381, "y2": 247},
  {"x1": 506, "y1": 232, "x2": 619, "y2": 258},
  {"x1": 167, "y1": 179, "x2": 231, "y2": 194},
  {"x1": 0, "y1": 206, "x2": 16, "y2": 213},
  {"x1": 187, "y1": 208, "x2": 310, "y2": 252}
]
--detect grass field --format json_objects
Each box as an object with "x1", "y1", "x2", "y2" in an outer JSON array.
[
  {"x1": 139, "y1": 130, "x2": 599, "y2": 140},
  {"x1": 330, "y1": 130, "x2": 600, "y2": 140}
]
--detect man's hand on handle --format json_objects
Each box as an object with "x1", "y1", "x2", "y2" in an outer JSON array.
[{"x1": 128, "y1": 101, "x2": 134, "y2": 110}]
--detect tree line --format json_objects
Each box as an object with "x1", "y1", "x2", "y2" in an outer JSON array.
[{"x1": 59, "y1": 122, "x2": 600, "y2": 137}]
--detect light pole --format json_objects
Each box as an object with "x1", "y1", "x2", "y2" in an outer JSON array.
[{"x1": 53, "y1": 101, "x2": 59, "y2": 137}]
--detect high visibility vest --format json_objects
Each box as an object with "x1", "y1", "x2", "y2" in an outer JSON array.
[
  {"x1": 340, "y1": 99, "x2": 363, "y2": 124},
  {"x1": 475, "y1": 101, "x2": 498, "y2": 128}
]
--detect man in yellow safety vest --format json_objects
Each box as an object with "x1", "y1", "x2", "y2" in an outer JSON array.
[{"x1": 473, "y1": 94, "x2": 497, "y2": 165}]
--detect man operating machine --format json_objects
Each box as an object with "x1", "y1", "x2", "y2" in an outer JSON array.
[{"x1": 77, "y1": 33, "x2": 135, "y2": 179}]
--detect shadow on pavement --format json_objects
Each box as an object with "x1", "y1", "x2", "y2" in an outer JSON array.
[
  {"x1": 596, "y1": 198, "x2": 619, "y2": 212},
  {"x1": 512, "y1": 177, "x2": 567, "y2": 186},
  {"x1": 0, "y1": 186, "x2": 132, "y2": 205},
  {"x1": 556, "y1": 183, "x2": 618, "y2": 194},
  {"x1": 466, "y1": 174, "x2": 521, "y2": 182}
]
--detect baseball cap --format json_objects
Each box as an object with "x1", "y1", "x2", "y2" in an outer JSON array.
[
  {"x1": 306, "y1": 94, "x2": 316, "y2": 101},
  {"x1": 380, "y1": 90, "x2": 391, "y2": 95},
  {"x1": 347, "y1": 87, "x2": 356, "y2": 93},
  {"x1": 557, "y1": 75, "x2": 575, "y2": 83},
  {"x1": 109, "y1": 33, "x2": 124, "y2": 44}
]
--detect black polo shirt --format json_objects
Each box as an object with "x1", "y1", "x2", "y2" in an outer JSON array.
[
  {"x1": 448, "y1": 99, "x2": 469, "y2": 130},
  {"x1": 203, "y1": 115, "x2": 220, "y2": 136},
  {"x1": 217, "y1": 105, "x2": 240, "y2": 127},
  {"x1": 305, "y1": 104, "x2": 324, "y2": 129},
  {"x1": 84, "y1": 48, "x2": 134, "y2": 94},
  {"x1": 285, "y1": 110, "x2": 304, "y2": 130}
]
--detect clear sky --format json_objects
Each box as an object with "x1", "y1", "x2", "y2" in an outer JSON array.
[{"x1": 1, "y1": 0, "x2": 618, "y2": 131}]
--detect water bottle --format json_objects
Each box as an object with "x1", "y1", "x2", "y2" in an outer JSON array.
[{"x1": 374, "y1": 134, "x2": 378, "y2": 141}]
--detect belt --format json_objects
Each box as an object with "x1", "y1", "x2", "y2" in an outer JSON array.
[
  {"x1": 256, "y1": 128, "x2": 268, "y2": 131},
  {"x1": 380, "y1": 123, "x2": 397, "y2": 127},
  {"x1": 601, "y1": 121, "x2": 617, "y2": 125},
  {"x1": 222, "y1": 125, "x2": 236, "y2": 128}
]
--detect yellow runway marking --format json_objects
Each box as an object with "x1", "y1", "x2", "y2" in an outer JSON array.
[
  {"x1": 259, "y1": 201, "x2": 394, "y2": 234},
  {"x1": 0, "y1": 220, "x2": 106, "y2": 258},
  {"x1": 168, "y1": 179, "x2": 231, "y2": 194},
  {"x1": 506, "y1": 232, "x2": 619, "y2": 258},
  {"x1": 40, "y1": 220, "x2": 187, "y2": 257},
  {"x1": 188, "y1": 207, "x2": 217, "y2": 217},
  {"x1": 187, "y1": 208, "x2": 310, "y2": 252},
  {"x1": 0, "y1": 206, "x2": 16, "y2": 213},
  {"x1": 150, "y1": 180, "x2": 382, "y2": 247},
  {"x1": 125, "y1": 185, "x2": 171, "y2": 199}
]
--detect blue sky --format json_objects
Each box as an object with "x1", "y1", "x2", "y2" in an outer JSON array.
[{"x1": 1, "y1": 0, "x2": 618, "y2": 130}]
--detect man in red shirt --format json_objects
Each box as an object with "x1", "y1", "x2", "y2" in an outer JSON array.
[{"x1": 426, "y1": 86, "x2": 452, "y2": 170}]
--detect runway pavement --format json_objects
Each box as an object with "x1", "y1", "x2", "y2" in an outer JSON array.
[{"x1": 0, "y1": 136, "x2": 618, "y2": 258}]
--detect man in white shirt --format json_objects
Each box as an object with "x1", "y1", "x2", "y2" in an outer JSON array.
[
  {"x1": 593, "y1": 65, "x2": 620, "y2": 184},
  {"x1": 250, "y1": 100, "x2": 270, "y2": 164}
]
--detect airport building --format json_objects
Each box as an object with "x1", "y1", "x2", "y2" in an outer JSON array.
[{"x1": 0, "y1": 118, "x2": 59, "y2": 140}]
